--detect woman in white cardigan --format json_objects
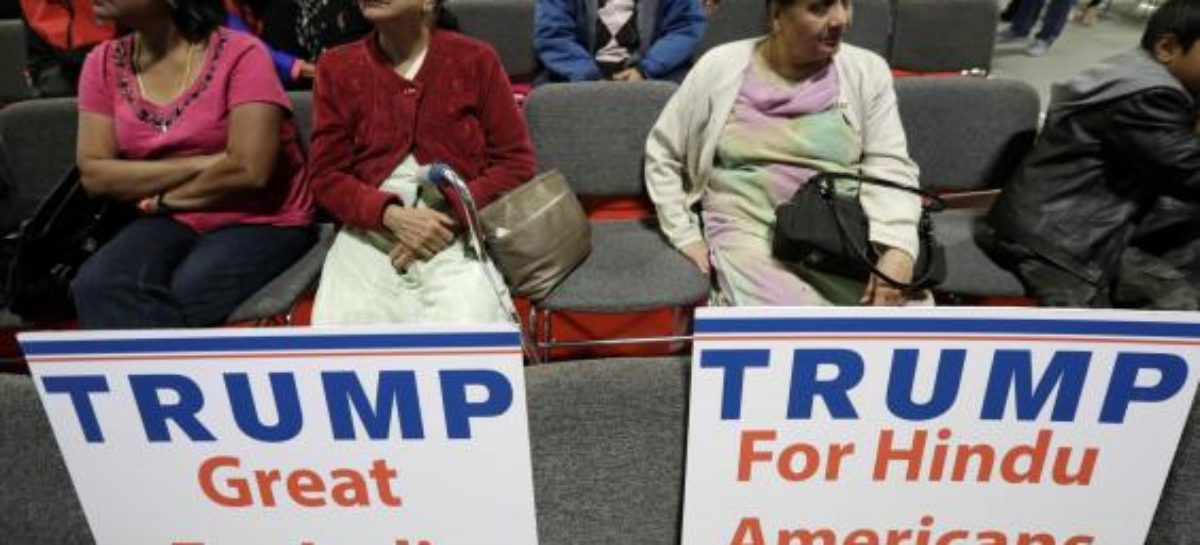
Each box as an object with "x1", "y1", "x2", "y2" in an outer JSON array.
[{"x1": 645, "y1": 0, "x2": 923, "y2": 306}]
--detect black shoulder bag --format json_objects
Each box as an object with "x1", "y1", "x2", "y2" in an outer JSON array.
[
  {"x1": 5, "y1": 168, "x2": 135, "y2": 321},
  {"x1": 772, "y1": 172, "x2": 947, "y2": 290}
]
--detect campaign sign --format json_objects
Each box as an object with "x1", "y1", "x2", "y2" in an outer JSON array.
[
  {"x1": 682, "y1": 307, "x2": 1200, "y2": 545},
  {"x1": 18, "y1": 325, "x2": 538, "y2": 545}
]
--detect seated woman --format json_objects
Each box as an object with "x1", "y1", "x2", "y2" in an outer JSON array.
[
  {"x1": 645, "y1": 0, "x2": 924, "y2": 306},
  {"x1": 307, "y1": 0, "x2": 536, "y2": 324},
  {"x1": 72, "y1": 0, "x2": 315, "y2": 328}
]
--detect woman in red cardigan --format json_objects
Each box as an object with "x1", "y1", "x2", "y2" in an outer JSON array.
[{"x1": 307, "y1": 0, "x2": 536, "y2": 324}]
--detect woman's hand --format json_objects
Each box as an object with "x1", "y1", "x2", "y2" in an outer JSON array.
[
  {"x1": 382, "y1": 205, "x2": 457, "y2": 270},
  {"x1": 860, "y1": 247, "x2": 914, "y2": 306},
  {"x1": 297, "y1": 60, "x2": 317, "y2": 80},
  {"x1": 612, "y1": 68, "x2": 645, "y2": 82},
  {"x1": 388, "y1": 244, "x2": 415, "y2": 272},
  {"x1": 680, "y1": 240, "x2": 712, "y2": 275}
]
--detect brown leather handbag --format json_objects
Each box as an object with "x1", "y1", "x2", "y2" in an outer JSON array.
[{"x1": 479, "y1": 169, "x2": 591, "y2": 299}]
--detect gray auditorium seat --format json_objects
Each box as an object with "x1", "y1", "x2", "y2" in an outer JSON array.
[
  {"x1": 225, "y1": 222, "x2": 335, "y2": 324},
  {"x1": 0, "y1": 100, "x2": 76, "y2": 325},
  {"x1": 288, "y1": 90, "x2": 314, "y2": 153},
  {"x1": 0, "y1": 373, "x2": 94, "y2": 544},
  {"x1": 0, "y1": 19, "x2": 31, "y2": 103},
  {"x1": 890, "y1": 0, "x2": 997, "y2": 73},
  {"x1": 446, "y1": 0, "x2": 539, "y2": 81},
  {"x1": 894, "y1": 77, "x2": 1040, "y2": 298},
  {"x1": 524, "y1": 82, "x2": 709, "y2": 316},
  {"x1": 844, "y1": 0, "x2": 893, "y2": 59},
  {"x1": 0, "y1": 98, "x2": 78, "y2": 227},
  {"x1": 697, "y1": 0, "x2": 767, "y2": 59}
]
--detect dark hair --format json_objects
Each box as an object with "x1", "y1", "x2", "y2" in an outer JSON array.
[
  {"x1": 235, "y1": 0, "x2": 271, "y2": 19},
  {"x1": 1142, "y1": 0, "x2": 1200, "y2": 52},
  {"x1": 434, "y1": 0, "x2": 459, "y2": 31},
  {"x1": 170, "y1": 0, "x2": 225, "y2": 43}
]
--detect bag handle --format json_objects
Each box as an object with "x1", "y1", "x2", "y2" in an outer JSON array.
[{"x1": 810, "y1": 172, "x2": 945, "y2": 290}]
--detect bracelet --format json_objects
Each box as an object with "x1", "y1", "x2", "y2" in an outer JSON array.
[{"x1": 155, "y1": 192, "x2": 171, "y2": 214}]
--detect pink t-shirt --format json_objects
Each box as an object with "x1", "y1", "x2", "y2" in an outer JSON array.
[{"x1": 78, "y1": 28, "x2": 313, "y2": 233}]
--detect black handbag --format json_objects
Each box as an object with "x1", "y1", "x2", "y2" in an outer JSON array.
[
  {"x1": 772, "y1": 171, "x2": 947, "y2": 290},
  {"x1": 5, "y1": 168, "x2": 134, "y2": 321}
]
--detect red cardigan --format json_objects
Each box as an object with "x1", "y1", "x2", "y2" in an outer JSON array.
[{"x1": 307, "y1": 30, "x2": 537, "y2": 230}]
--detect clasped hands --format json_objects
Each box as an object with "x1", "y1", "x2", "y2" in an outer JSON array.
[
  {"x1": 680, "y1": 240, "x2": 917, "y2": 306},
  {"x1": 381, "y1": 204, "x2": 458, "y2": 272}
]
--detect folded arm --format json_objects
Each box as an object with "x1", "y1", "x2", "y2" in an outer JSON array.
[
  {"x1": 159, "y1": 103, "x2": 285, "y2": 210},
  {"x1": 76, "y1": 111, "x2": 218, "y2": 201}
]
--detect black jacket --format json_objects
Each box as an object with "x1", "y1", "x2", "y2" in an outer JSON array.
[{"x1": 988, "y1": 49, "x2": 1200, "y2": 285}]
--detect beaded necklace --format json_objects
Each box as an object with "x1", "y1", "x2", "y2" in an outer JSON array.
[{"x1": 114, "y1": 29, "x2": 228, "y2": 133}]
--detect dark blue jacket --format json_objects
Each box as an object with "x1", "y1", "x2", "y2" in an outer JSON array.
[{"x1": 534, "y1": 0, "x2": 706, "y2": 82}]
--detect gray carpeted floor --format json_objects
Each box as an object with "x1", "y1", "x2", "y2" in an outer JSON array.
[{"x1": 991, "y1": 0, "x2": 1155, "y2": 106}]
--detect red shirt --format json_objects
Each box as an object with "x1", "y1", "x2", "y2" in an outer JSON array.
[
  {"x1": 20, "y1": 0, "x2": 116, "y2": 51},
  {"x1": 308, "y1": 30, "x2": 537, "y2": 230}
]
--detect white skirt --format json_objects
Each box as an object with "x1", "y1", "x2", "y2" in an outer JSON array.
[{"x1": 311, "y1": 157, "x2": 511, "y2": 325}]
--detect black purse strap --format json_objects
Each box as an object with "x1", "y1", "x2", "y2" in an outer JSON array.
[{"x1": 811, "y1": 172, "x2": 946, "y2": 289}]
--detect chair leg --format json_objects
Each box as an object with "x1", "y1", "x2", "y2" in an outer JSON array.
[
  {"x1": 542, "y1": 308, "x2": 554, "y2": 363},
  {"x1": 527, "y1": 304, "x2": 548, "y2": 364},
  {"x1": 523, "y1": 303, "x2": 703, "y2": 359},
  {"x1": 521, "y1": 305, "x2": 541, "y2": 366},
  {"x1": 670, "y1": 305, "x2": 694, "y2": 354}
]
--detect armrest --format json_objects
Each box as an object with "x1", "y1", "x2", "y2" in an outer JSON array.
[{"x1": 938, "y1": 189, "x2": 1000, "y2": 210}]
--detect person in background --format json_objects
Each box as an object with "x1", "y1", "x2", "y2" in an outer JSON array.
[
  {"x1": 983, "y1": 0, "x2": 1200, "y2": 309},
  {"x1": 996, "y1": 0, "x2": 1077, "y2": 57},
  {"x1": 645, "y1": 0, "x2": 925, "y2": 307},
  {"x1": 225, "y1": 0, "x2": 315, "y2": 85},
  {"x1": 71, "y1": 0, "x2": 315, "y2": 328},
  {"x1": 1000, "y1": 0, "x2": 1025, "y2": 22},
  {"x1": 255, "y1": 0, "x2": 372, "y2": 75},
  {"x1": 19, "y1": 0, "x2": 118, "y2": 97},
  {"x1": 306, "y1": 0, "x2": 535, "y2": 324},
  {"x1": 534, "y1": 0, "x2": 707, "y2": 83}
]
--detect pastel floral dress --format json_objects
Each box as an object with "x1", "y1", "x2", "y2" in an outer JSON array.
[{"x1": 703, "y1": 55, "x2": 866, "y2": 305}]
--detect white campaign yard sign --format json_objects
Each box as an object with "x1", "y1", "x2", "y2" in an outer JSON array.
[
  {"x1": 683, "y1": 307, "x2": 1200, "y2": 545},
  {"x1": 19, "y1": 325, "x2": 538, "y2": 545}
]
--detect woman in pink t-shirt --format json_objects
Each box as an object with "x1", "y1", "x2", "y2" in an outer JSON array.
[{"x1": 72, "y1": 0, "x2": 315, "y2": 328}]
